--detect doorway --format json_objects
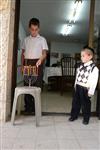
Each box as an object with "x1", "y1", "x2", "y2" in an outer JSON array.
[{"x1": 12, "y1": 0, "x2": 99, "y2": 115}]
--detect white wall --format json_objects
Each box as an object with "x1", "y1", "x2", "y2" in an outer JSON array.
[
  {"x1": 50, "y1": 41, "x2": 84, "y2": 65},
  {"x1": 17, "y1": 21, "x2": 26, "y2": 84},
  {"x1": 18, "y1": 21, "x2": 26, "y2": 65},
  {"x1": 19, "y1": 21, "x2": 26, "y2": 45}
]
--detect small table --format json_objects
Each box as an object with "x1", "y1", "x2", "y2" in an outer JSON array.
[{"x1": 43, "y1": 67, "x2": 62, "y2": 84}]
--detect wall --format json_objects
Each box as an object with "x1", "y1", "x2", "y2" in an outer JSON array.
[
  {"x1": 17, "y1": 21, "x2": 26, "y2": 84},
  {"x1": 50, "y1": 41, "x2": 84, "y2": 65},
  {"x1": 0, "y1": 0, "x2": 15, "y2": 121},
  {"x1": 18, "y1": 21, "x2": 26, "y2": 46}
]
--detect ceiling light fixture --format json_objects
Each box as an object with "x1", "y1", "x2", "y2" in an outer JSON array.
[
  {"x1": 61, "y1": 0, "x2": 83, "y2": 36},
  {"x1": 62, "y1": 24, "x2": 72, "y2": 36},
  {"x1": 69, "y1": 0, "x2": 82, "y2": 23}
]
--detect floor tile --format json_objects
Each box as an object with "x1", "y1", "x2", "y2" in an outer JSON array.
[
  {"x1": 13, "y1": 138, "x2": 36, "y2": 149},
  {"x1": 56, "y1": 128, "x2": 75, "y2": 139},
  {"x1": 78, "y1": 138, "x2": 100, "y2": 149},
  {"x1": 1, "y1": 127, "x2": 20, "y2": 138},
  {"x1": 41, "y1": 90, "x2": 97, "y2": 113},
  {"x1": 17, "y1": 128, "x2": 37, "y2": 138},
  {"x1": 1, "y1": 138, "x2": 15, "y2": 149},
  {"x1": 58, "y1": 139, "x2": 80, "y2": 150},
  {"x1": 73, "y1": 129, "x2": 96, "y2": 140},
  {"x1": 36, "y1": 126, "x2": 57, "y2": 140},
  {"x1": 35, "y1": 139, "x2": 59, "y2": 150},
  {"x1": 1, "y1": 115, "x2": 99, "y2": 150}
]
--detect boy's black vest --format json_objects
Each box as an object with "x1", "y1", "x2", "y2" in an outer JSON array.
[{"x1": 77, "y1": 62, "x2": 95, "y2": 84}]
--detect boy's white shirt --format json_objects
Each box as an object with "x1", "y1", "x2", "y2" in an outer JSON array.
[
  {"x1": 74, "y1": 60, "x2": 99, "y2": 96},
  {"x1": 22, "y1": 34, "x2": 48, "y2": 59}
]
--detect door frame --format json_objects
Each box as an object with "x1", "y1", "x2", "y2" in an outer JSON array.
[
  {"x1": 11, "y1": 0, "x2": 20, "y2": 112},
  {"x1": 10, "y1": 0, "x2": 100, "y2": 118}
]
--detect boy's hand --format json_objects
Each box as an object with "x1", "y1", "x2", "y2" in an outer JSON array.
[
  {"x1": 88, "y1": 93, "x2": 92, "y2": 98},
  {"x1": 36, "y1": 59, "x2": 42, "y2": 67}
]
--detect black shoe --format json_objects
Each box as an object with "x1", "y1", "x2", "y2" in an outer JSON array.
[
  {"x1": 68, "y1": 117, "x2": 77, "y2": 121},
  {"x1": 82, "y1": 120, "x2": 89, "y2": 125}
]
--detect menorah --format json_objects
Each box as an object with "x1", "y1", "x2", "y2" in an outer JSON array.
[{"x1": 22, "y1": 65, "x2": 38, "y2": 86}]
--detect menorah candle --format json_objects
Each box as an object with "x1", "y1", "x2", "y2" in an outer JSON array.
[
  {"x1": 29, "y1": 65, "x2": 31, "y2": 75},
  {"x1": 32, "y1": 67, "x2": 34, "y2": 75},
  {"x1": 32, "y1": 66, "x2": 33, "y2": 75},
  {"x1": 24, "y1": 66, "x2": 26, "y2": 74},
  {"x1": 30, "y1": 66, "x2": 32, "y2": 75},
  {"x1": 25, "y1": 66, "x2": 26, "y2": 74},
  {"x1": 33, "y1": 66, "x2": 35, "y2": 75},
  {"x1": 27, "y1": 66, "x2": 29, "y2": 76},
  {"x1": 36, "y1": 66, "x2": 38, "y2": 75},
  {"x1": 35, "y1": 66, "x2": 37, "y2": 75},
  {"x1": 33, "y1": 66, "x2": 36, "y2": 75},
  {"x1": 25, "y1": 66, "x2": 27, "y2": 74},
  {"x1": 29, "y1": 66, "x2": 30, "y2": 76},
  {"x1": 29, "y1": 66, "x2": 30, "y2": 75},
  {"x1": 23, "y1": 66, "x2": 26, "y2": 75},
  {"x1": 23, "y1": 66, "x2": 24, "y2": 74},
  {"x1": 30, "y1": 66, "x2": 31, "y2": 75}
]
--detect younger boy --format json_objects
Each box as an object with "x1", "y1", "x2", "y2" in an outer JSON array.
[{"x1": 69, "y1": 46, "x2": 99, "y2": 125}]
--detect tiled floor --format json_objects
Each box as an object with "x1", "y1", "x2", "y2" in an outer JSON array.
[
  {"x1": 19, "y1": 86, "x2": 97, "y2": 113},
  {"x1": 1, "y1": 88, "x2": 99, "y2": 150},
  {"x1": 41, "y1": 90, "x2": 72, "y2": 113},
  {"x1": 1, "y1": 116, "x2": 100, "y2": 150},
  {"x1": 41, "y1": 90, "x2": 97, "y2": 113}
]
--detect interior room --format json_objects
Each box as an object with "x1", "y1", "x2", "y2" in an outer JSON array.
[
  {"x1": 1, "y1": 0, "x2": 100, "y2": 149},
  {"x1": 17, "y1": 0, "x2": 100, "y2": 114}
]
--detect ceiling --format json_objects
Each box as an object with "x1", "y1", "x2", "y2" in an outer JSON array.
[{"x1": 20, "y1": 0, "x2": 100, "y2": 43}]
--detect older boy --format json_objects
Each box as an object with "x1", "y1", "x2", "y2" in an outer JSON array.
[
  {"x1": 69, "y1": 46, "x2": 99, "y2": 124},
  {"x1": 21, "y1": 18, "x2": 48, "y2": 114}
]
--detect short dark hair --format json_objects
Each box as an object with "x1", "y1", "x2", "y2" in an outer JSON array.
[{"x1": 29, "y1": 18, "x2": 40, "y2": 27}]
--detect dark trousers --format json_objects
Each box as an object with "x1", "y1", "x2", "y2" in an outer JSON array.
[
  {"x1": 24, "y1": 59, "x2": 43, "y2": 112},
  {"x1": 70, "y1": 84, "x2": 91, "y2": 121}
]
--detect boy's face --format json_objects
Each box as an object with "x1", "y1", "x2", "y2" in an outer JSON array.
[
  {"x1": 29, "y1": 24, "x2": 40, "y2": 37},
  {"x1": 81, "y1": 50, "x2": 92, "y2": 63}
]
